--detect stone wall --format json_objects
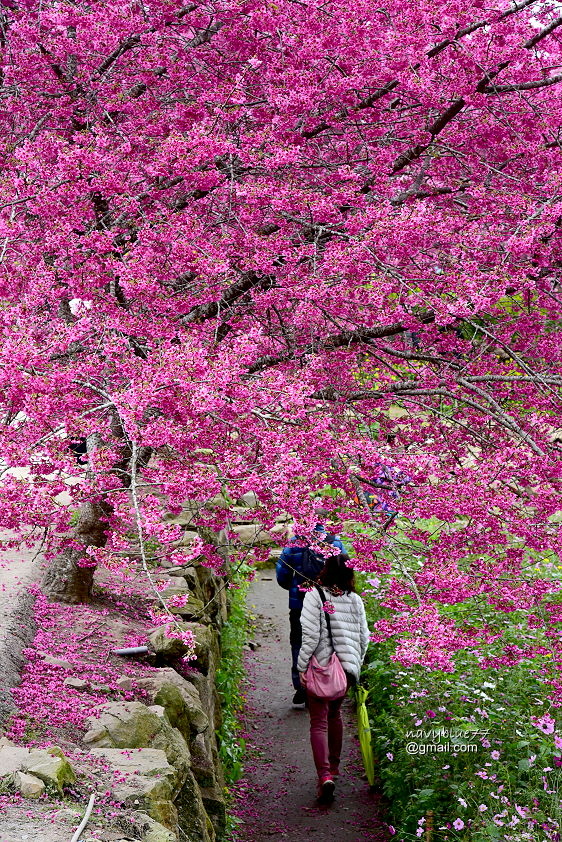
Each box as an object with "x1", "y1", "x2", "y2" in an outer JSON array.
[
  {"x1": 89, "y1": 556, "x2": 231, "y2": 842},
  {"x1": 0, "y1": 556, "x2": 229, "y2": 842},
  {"x1": 0, "y1": 494, "x2": 279, "y2": 842}
]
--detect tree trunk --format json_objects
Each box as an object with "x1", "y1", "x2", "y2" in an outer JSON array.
[
  {"x1": 43, "y1": 500, "x2": 110, "y2": 604},
  {"x1": 42, "y1": 415, "x2": 151, "y2": 603}
]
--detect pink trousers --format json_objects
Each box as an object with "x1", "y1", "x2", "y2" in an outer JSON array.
[{"x1": 307, "y1": 693, "x2": 345, "y2": 780}]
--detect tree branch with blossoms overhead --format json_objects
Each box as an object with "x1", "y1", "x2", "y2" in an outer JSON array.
[{"x1": 0, "y1": 0, "x2": 560, "y2": 685}]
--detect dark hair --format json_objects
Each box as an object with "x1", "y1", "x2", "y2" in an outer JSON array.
[{"x1": 317, "y1": 553, "x2": 356, "y2": 594}]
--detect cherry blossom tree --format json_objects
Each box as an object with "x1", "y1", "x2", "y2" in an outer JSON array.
[{"x1": 0, "y1": 0, "x2": 561, "y2": 676}]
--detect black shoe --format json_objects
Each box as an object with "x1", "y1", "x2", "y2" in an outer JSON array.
[{"x1": 292, "y1": 688, "x2": 307, "y2": 708}]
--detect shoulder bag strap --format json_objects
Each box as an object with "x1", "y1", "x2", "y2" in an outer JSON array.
[{"x1": 314, "y1": 584, "x2": 334, "y2": 650}]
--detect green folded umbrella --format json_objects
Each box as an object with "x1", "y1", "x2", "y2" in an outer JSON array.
[{"x1": 356, "y1": 683, "x2": 375, "y2": 786}]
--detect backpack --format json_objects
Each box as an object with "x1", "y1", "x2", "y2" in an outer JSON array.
[{"x1": 300, "y1": 545, "x2": 326, "y2": 581}]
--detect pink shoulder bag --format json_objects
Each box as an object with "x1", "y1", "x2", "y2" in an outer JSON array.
[{"x1": 303, "y1": 585, "x2": 348, "y2": 700}]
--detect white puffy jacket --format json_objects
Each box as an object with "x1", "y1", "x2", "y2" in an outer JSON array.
[{"x1": 297, "y1": 586, "x2": 370, "y2": 681}]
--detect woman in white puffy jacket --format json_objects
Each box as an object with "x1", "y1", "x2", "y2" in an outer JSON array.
[{"x1": 297, "y1": 554, "x2": 370, "y2": 803}]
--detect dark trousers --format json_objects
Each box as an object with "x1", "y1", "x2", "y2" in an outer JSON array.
[{"x1": 289, "y1": 607, "x2": 302, "y2": 690}]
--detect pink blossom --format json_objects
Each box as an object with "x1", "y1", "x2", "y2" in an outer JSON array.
[
  {"x1": 532, "y1": 714, "x2": 555, "y2": 735},
  {"x1": 0, "y1": 0, "x2": 559, "y2": 705}
]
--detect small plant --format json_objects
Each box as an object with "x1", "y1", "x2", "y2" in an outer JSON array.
[{"x1": 216, "y1": 573, "x2": 251, "y2": 784}]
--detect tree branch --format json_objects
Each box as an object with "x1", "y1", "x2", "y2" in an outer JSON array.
[
  {"x1": 313, "y1": 378, "x2": 549, "y2": 456},
  {"x1": 483, "y1": 73, "x2": 562, "y2": 94},
  {"x1": 524, "y1": 15, "x2": 562, "y2": 49},
  {"x1": 185, "y1": 20, "x2": 225, "y2": 48},
  {"x1": 391, "y1": 98, "x2": 465, "y2": 174},
  {"x1": 427, "y1": 0, "x2": 540, "y2": 59},
  {"x1": 248, "y1": 313, "x2": 435, "y2": 374},
  {"x1": 182, "y1": 272, "x2": 275, "y2": 324},
  {"x1": 94, "y1": 8, "x2": 219, "y2": 81},
  {"x1": 95, "y1": 34, "x2": 141, "y2": 77}
]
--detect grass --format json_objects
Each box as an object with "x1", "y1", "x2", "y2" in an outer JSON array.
[{"x1": 215, "y1": 562, "x2": 254, "y2": 839}]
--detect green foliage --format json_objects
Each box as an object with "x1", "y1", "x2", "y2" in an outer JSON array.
[
  {"x1": 215, "y1": 569, "x2": 254, "y2": 840},
  {"x1": 141, "y1": 536, "x2": 164, "y2": 569},
  {"x1": 361, "y1": 587, "x2": 562, "y2": 841},
  {"x1": 216, "y1": 568, "x2": 252, "y2": 786}
]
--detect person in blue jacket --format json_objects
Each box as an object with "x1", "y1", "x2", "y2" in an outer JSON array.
[{"x1": 276, "y1": 522, "x2": 346, "y2": 707}]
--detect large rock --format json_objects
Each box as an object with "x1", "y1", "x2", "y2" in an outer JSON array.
[
  {"x1": 182, "y1": 671, "x2": 220, "y2": 738},
  {"x1": 167, "y1": 566, "x2": 195, "y2": 580},
  {"x1": 136, "y1": 668, "x2": 209, "y2": 739},
  {"x1": 113, "y1": 773, "x2": 177, "y2": 830},
  {"x1": 42, "y1": 655, "x2": 73, "y2": 670},
  {"x1": 179, "y1": 529, "x2": 200, "y2": 546},
  {"x1": 132, "y1": 812, "x2": 178, "y2": 842},
  {"x1": 178, "y1": 566, "x2": 203, "y2": 596},
  {"x1": 200, "y1": 783, "x2": 227, "y2": 839},
  {"x1": 0, "y1": 745, "x2": 32, "y2": 776},
  {"x1": 189, "y1": 734, "x2": 216, "y2": 788},
  {"x1": 83, "y1": 701, "x2": 190, "y2": 786},
  {"x1": 26, "y1": 752, "x2": 75, "y2": 794},
  {"x1": 237, "y1": 491, "x2": 260, "y2": 507},
  {"x1": 89, "y1": 748, "x2": 179, "y2": 829},
  {"x1": 174, "y1": 768, "x2": 215, "y2": 842},
  {"x1": 165, "y1": 499, "x2": 201, "y2": 522},
  {"x1": 64, "y1": 676, "x2": 90, "y2": 691},
  {"x1": 0, "y1": 744, "x2": 75, "y2": 794},
  {"x1": 171, "y1": 623, "x2": 218, "y2": 675},
  {"x1": 149, "y1": 706, "x2": 192, "y2": 784},
  {"x1": 84, "y1": 701, "x2": 162, "y2": 748},
  {"x1": 149, "y1": 624, "x2": 194, "y2": 660},
  {"x1": 89, "y1": 708, "x2": 214, "y2": 842},
  {"x1": 231, "y1": 524, "x2": 275, "y2": 546},
  {"x1": 181, "y1": 677, "x2": 223, "y2": 797},
  {"x1": 164, "y1": 576, "x2": 189, "y2": 588},
  {"x1": 13, "y1": 771, "x2": 45, "y2": 798},
  {"x1": 89, "y1": 747, "x2": 176, "y2": 781},
  {"x1": 117, "y1": 676, "x2": 133, "y2": 692},
  {"x1": 158, "y1": 589, "x2": 206, "y2": 621}
]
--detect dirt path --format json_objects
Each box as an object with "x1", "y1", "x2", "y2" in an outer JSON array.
[
  {"x1": 0, "y1": 533, "x2": 42, "y2": 725},
  {"x1": 235, "y1": 571, "x2": 389, "y2": 841}
]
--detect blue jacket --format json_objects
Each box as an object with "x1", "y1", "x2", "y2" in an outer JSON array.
[{"x1": 276, "y1": 535, "x2": 345, "y2": 610}]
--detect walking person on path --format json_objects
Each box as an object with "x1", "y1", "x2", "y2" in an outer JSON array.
[
  {"x1": 276, "y1": 519, "x2": 346, "y2": 707},
  {"x1": 298, "y1": 554, "x2": 370, "y2": 804}
]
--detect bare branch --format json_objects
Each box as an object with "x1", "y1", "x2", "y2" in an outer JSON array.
[
  {"x1": 483, "y1": 73, "x2": 562, "y2": 94},
  {"x1": 391, "y1": 98, "x2": 465, "y2": 174},
  {"x1": 248, "y1": 313, "x2": 435, "y2": 374},
  {"x1": 427, "y1": 20, "x2": 487, "y2": 59},
  {"x1": 314, "y1": 376, "x2": 550, "y2": 456},
  {"x1": 185, "y1": 20, "x2": 225, "y2": 48},
  {"x1": 428, "y1": 0, "x2": 540, "y2": 58},
  {"x1": 94, "y1": 8, "x2": 220, "y2": 81},
  {"x1": 95, "y1": 34, "x2": 141, "y2": 77},
  {"x1": 524, "y1": 15, "x2": 562, "y2": 49},
  {"x1": 183, "y1": 272, "x2": 275, "y2": 324}
]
